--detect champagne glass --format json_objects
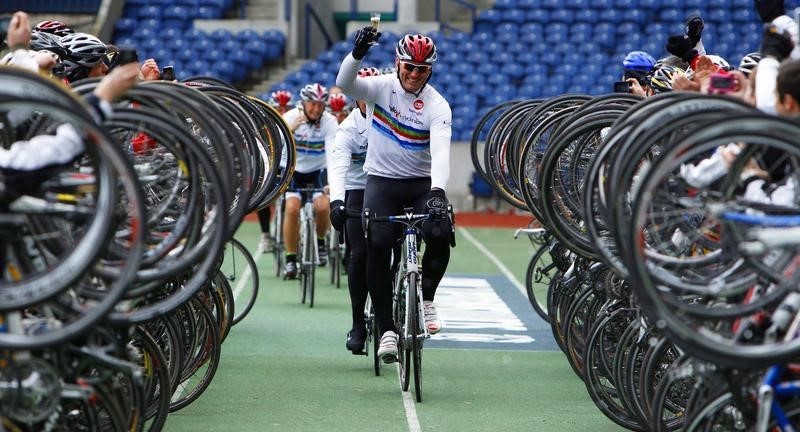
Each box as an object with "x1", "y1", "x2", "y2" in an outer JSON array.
[{"x1": 369, "y1": 12, "x2": 381, "y2": 45}]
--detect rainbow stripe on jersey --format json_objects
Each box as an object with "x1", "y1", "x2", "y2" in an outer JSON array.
[
  {"x1": 371, "y1": 105, "x2": 430, "y2": 151},
  {"x1": 295, "y1": 139, "x2": 325, "y2": 155}
]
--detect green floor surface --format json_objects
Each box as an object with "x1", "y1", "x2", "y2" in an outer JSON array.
[{"x1": 164, "y1": 223, "x2": 622, "y2": 431}]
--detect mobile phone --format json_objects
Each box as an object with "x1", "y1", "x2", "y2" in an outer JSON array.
[
  {"x1": 161, "y1": 65, "x2": 175, "y2": 81},
  {"x1": 708, "y1": 72, "x2": 736, "y2": 94},
  {"x1": 613, "y1": 81, "x2": 631, "y2": 93},
  {"x1": 117, "y1": 48, "x2": 138, "y2": 65}
]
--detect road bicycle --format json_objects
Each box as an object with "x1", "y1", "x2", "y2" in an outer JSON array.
[
  {"x1": 292, "y1": 187, "x2": 326, "y2": 308},
  {"x1": 364, "y1": 205, "x2": 454, "y2": 402}
]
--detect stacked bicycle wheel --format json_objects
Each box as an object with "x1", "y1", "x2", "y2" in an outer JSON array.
[
  {"x1": 0, "y1": 69, "x2": 294, "y2": 431},
  {"x1": 472, "y1": 90, "x2": 800, "y2": 430}
]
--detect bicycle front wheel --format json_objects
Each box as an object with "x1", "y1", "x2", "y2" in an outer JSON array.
[{"x1": 409, "y1": 273, "x2": 423, "y2": 402}]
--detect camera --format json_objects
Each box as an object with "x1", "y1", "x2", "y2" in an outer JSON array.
[
  {"x1": 708, "y1": 72, "x2": 736, "y2": 94},
  {"x1": 117, "y1": 48, "x2": 138, "y2": 65},
  {"x1": 161, "y1": 65, "x2": 175, "y2": 81},
  {"x1": 613, "y1": 81, "x2": 632, "y2": 93}
]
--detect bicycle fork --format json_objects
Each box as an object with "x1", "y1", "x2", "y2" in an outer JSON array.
[{"x1": 404, "y1": 229, "x2": 429, "y2": 345}]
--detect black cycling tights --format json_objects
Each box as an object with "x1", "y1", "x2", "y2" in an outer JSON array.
[
  {"x1": 364, "y1": 175, "x2": 452, "y2": 335},
  {"x1": 345, "y1": 190, "x2": 368, "y2": 330}
]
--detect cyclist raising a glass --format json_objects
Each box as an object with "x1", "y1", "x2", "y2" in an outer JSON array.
[
  {"x1": 336, "y1": 29, "x2": 454, "y2": 362},
  {"x1": 281, "y1": 83, "x2": 338, "y2": 279}
]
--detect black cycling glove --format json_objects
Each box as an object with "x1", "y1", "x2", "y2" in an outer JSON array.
[
  {"x1": 425, "y1": 189, "x2": 449, "y2": 220},
  {"x1": 685, "y1": 14, "x2": 704, "y2": 46},
  {"x1": 666, "y1": 34, "x2": 698, "y2": 64},
  {"x1": 329, "y1": 199, "x2": 347, "y2": 232},
  {"x1": 755, "y1": 0, "x2": 785, "y2": 23},
  {"x1": 352, "y1": 26, "x2": 380, "y2": 60}
]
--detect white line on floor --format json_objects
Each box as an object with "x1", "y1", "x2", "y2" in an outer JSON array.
[
  {"x1": 233, "y1": 248, "x2": 262, "y2": 300},
  {"x1": 396, "y1": 364, "x2": 422, "y2": 432},
  {"x1": 457, "y1": 227, "x2": 527, "y2": 298}
]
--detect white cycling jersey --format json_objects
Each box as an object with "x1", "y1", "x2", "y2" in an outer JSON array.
[
  {"x1": 282, "y1": 107, "x2": 338, "y2": 173},
  {"x1": 328, "y1": 109, "x2": 369, "y2": 202},
  {"x1": 336, "y1": 53, "x2": 452, "y2": 190}
]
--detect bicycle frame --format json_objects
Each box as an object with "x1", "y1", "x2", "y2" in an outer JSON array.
[{"x1": 757, "y1": 364, "x2": 800, "y2": 432}]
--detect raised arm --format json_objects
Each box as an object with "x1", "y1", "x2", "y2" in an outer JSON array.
[{"x1": 336, "y1": 27, "x2": 381, "y2": 102}]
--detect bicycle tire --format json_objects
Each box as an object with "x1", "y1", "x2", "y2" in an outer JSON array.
[
  {"x1": 524, "y1": 243, "x2": 554, "y2": 323},
  {"x1": 224, "y1": 238, "x2": 260, "y2": 326},
  {"x1": 409, "y1": 273, "x2": 423, "y2": 402}
]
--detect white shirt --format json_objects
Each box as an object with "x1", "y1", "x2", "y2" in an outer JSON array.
[
  {"x1": 282, "y1": 107, "x2": 338, "y2": 174},
  {"x1": 336, "y1": 53, "x2": 452, "y2": 190},
  {"x1": 328, "y1": 109, "x2": 369, "y2": 201}
]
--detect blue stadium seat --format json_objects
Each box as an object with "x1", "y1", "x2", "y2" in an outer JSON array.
[
  {"x1": 461, "y1": 73, "x2": 484, "y2": 85},
  {"x1": 659, "y1": 8, "x2": 682, "y2": 22},
  {"x1": 502, "y1": 9, "x2": 527, "y2": 23},
  {"x1": 487, "y1": 73, "x2": 507, "y2": 85},
  {"x1": 732, "y1": 8, "x2": 754, "y2": 22},
  {"x1": 230, "y1": 50, "x2": 250, "y2": 68},
  {"x1": 453, "y1": 62, "x2": 471, "y2": 75},
  {"x1": 302, "y1": 61, "x2": 324, "y2": 74},
  {"x1": 599, "y1": 9, "x2": 621, "y2": 22},
  {"x1": 540, "y1": 51, "x2": 560, "y2": 65},
  {"x1": 164, "y1": 6, "x2": 191, "y2": 30},
  {"x1": 549, "y1": 9, "x2": 575, "y2": 22},
  {"x1": 140, "y1": 37, "x2": 160, "y2": 51},
  {"x1": 465, "y1": 51, "x2": 483, "y2": 64},
  {"x1": 495, "y1": 22, "x2": 518, "y2": 35},
  {"x1": 519, "y1": 22, "x2": 543, "y2": 35},
  {"x1": 566, "y1": 0, "x2": 589, "y2": 8},
  {"x1": 517, "y1": 0, "x2": 540, "y2": 8},
  {"x1": 456, "y1": 93, "x2": 479, "y2": 108},
  {"x1": 519, "y1": 32, "x2": 540, "y2": 44},
  {"x1": 210, "y1": 29, "x2": 234, "y2": 42},
  {"x1": 493, "y1": 0, "x2": 518, "y2": 9},
  {"x1": 578, "y1": 41, "x2": 601, "y2": 54},
  {"x1": 615, "y1": 22, "x2": 638, "y2": 35},
  {"x1": 567, "y1": 83, "x2": 592, "y2": 94},
  {"x1": 138, "y1": 5, "x2": 161, "y2": 19},
  {"x1": 590, "y1": 0, "x2": 612, "y2": 9},
  {"x1": 659, "y1": 0, "x2": 684, "y2": 8},
  {"x1": 526, "y1": 63, "x2": 547, "y2": 75},
  {"x1": 627, "y1": 9, "x2": 647, "y2": 24},
  {"x1": 473, "y1": 83, "x2": 491, "y2": 98},
  {"x1": 542, "y1": 83, "x2": 565, "y2": 96},
  {"x1": 525, "y1": 9, "x2": 550, "y2": 23},
  {"x1": 183, "y1": 28, "x2": 208, "y2": 41},
  {"x1": 708, "y1": 8, "x2": 731, "y2": 23},
  {"x1": 541, "y1": 0, "x2": 561, "y2": 8},
  {"x1": 518, "y1": 83, "x2": 540, "y2": 98},
  {"x1": 116, "y1": 36, "x2": 137, "y2": 48},
  {"x1": 544, "y1": 23, "x2": 568, "y2": 43},
  {"x1": 638, "y1": 0, "x2": 661, "y2": 9},
  {"x1": 206, "y1": 48, "x2": 224, "y2": 62},
  {"x1": 153, "y1": 48, "x2": 171, "y2": 62},
  {"x1": 114, "y1": 17, "x2": 138, "y2": 34},
  {"x1": 507, "y1": 41, "x2": 527, "y2": 55},
  {"x1": 574, "y1": 9, "x2": 599, "y2": 22},
  {"x1": 472, "y1": 31, "x2": 492, "y2": 43},
  {"x1": 524, "y1": 73, "x2": 547, "y2": 86},
  {"x1": 506, "y1": 63, "x2": 525, "y2": 79},
  {"x1": 592, "y1": 31, "x2": 615, "y2": 48},
  {"x1": 515, "y1": 51, "x2": 537, "y2": 65},
  {"x1": 193, "y1": 37, "x2": 214, "y2": 52},
  {"x1": 140, "y1": 18, "x2": 161, "y2": 31}
]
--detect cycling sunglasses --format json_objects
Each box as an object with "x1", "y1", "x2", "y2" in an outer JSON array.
[{"x1": 401, "y1": 62, "x2": 431, "y2": 73}]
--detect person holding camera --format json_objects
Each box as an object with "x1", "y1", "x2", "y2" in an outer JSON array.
[{"x1": 335, "y1": 28, "x2": 454, "y2": 362}]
